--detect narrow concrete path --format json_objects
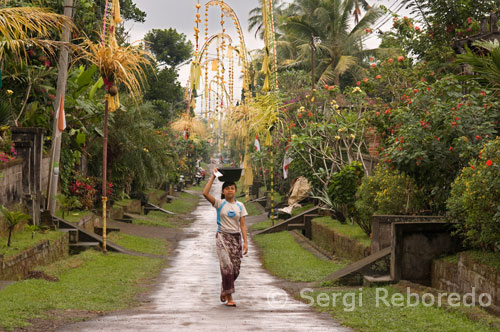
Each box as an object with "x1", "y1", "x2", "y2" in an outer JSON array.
[{"x1": 57, "y1": 180, "x2": 350, "y2": 332}]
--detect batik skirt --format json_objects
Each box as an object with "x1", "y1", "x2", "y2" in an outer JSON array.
[{"x1": 216, "y1": 231, "x2": 243, "y2": 296}]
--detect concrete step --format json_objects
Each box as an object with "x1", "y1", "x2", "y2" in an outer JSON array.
[
  {"x1": 320, "y1": 247, "x2": 391, "y2": 285},
  {"x1": 59, "y1": 228, "x2": 78, "y2": 243},
  {"x1": 363, "y1": 275, "x2": 393, "y2": 287},
  {"x1": 69, "y1": 242, "x2": 100, "y2": 247},
  {"x1": 287, "y1": 223, "x2": 305, "y2": 230}
]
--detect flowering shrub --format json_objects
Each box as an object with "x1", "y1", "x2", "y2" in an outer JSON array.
[
  {"x1": 0, "y1": 129, "x2": 17, "y2": 163},
  {"x1": 371, "y1": 76, "x2": 500, "y2": 213},
  {"x1": 69, "y1": 175, "x2": 97, "y2": 210},
  {"x1": 355, "y1": 165, "x2": 424, "y2": 232},
  {"x1": 447, "y1": 138, "x2": 500, "y2": 251}
]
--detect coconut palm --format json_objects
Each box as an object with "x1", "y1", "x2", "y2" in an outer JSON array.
[
  {"x1": 0, "y1": 6, "x2": 73, "y2": 63},
  {"x1": 456, "y1": 40, "x2": 500, "y2": 92},
  {"x1": 280, "y1": 0, "x2": 382, "y2": 85}
]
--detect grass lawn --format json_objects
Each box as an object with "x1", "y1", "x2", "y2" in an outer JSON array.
[
  {"x1": 132, "y1": 211, "x2": 177, "y2": 228},
  {"x1": 313, "y1": 216, "x2": 371, "y2": 247},
  {"x1": 0, "y1": 250, "x2": 165, "y2": 330},
  {"x1": 253, "y1": 231, "x2": 346, "y2": 282},
  {"x1": 462, "y1": 250, "x2": 500, "y2": 273},
  {"x1": 131, "y1": 192, "x2": 200, "y2": 228},
  {"x1": 107, "y1": 232, "x2": 168, "y2": 256},
  {"x1": 306, "y1": 286, "x2": 498, "y2": 332},
  {"x1": 0, "y1": 230, "x2": 66, "y2": 258},
  {"x1": 291, "y1": 203, "x2": 315, "y2": 216},
  {"x1": 54, "y1": 210, "x2": 92, "y2": 223},
  {"x1": 249, "y1": 218, "x2": 273, "y2": 231},
  {"x1": 245, "y1": 202, "x2": 263, "y2": 216}
]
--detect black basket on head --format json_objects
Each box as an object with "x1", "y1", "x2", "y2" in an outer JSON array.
[{"x1": 218, "y1": 168, "x2": 242, "y2": 182}]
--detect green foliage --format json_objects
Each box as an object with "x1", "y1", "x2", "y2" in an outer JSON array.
[
  {"x1": 372, "y1": 76, "x2": 500, "y2": 213},
  {"x1": 55, "y1": 194, "x2": 82, "y2": 219},
  {"x1": 328, "y1": 161, "x2": 364, "y2": 223},
  {"x1": 457, "y1": 40, "x2": 500, "y2": 93},
  {"x1": 355, "y1": 165, "x2": 424, "y2": 232},
  {"x1": 144, "y1": 28, "x2": 193, "y2": 67},
  {"x1": 0, "y1": 205, "x2": 30, "y2": 247},
  {"x1": 448, "y1": 138, "x2": 500, "y2": 251}
]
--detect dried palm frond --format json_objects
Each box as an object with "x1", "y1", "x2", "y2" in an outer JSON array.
[
  {"x1": 0, "y1": 6, "x2": 75, "y2": 62},
  {"x1": 248, "y1": 92, "x2": 282, "y2": 136},
  {"x1": 170, "y1": 113, "x2": 206, "y2": 137},
  {"x1": 224, "y1": 104, "x2": 252, "y2": 140},
  {"x1": 74, "y1": 34, "x2": 154, "y2": 101}
]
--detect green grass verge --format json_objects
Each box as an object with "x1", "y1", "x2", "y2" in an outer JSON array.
[
  {"x1": 291, "y1": 203, "x2": 315, "y2": 216},
  {"x1": 107, "y1": 232, "x2": 168, "y2": 256},
  {"x1": 160, "y1": 192, "x2": 199, "y2": 214},
  {"x1": 245, "y1": 202, "x2": 263, "y2": 216},
  {"x1": 54, "y1": 210, "x2": 92, "y2": 223},
  {"x1": 306, "y1": 286, "x2": 497, "y2": 332},
  {"x1": 189, "y1": 180, "x2": 207, "y2": 191},
  {"x1": 463, "y1": 250, "x2": 500, "y2": 274},
  {"x1": 0, "y1": 250, "x2": 165, "y2": 330},
  {"x1": 313, "y1": 216, "x2": 371, "y2": 247},
  {"x1": 253, "y1": 231, "x2": 346, "y2": 282},
  {"x1": 132, "y1": 211, "x2": 177, "y2": 228},
  {"x1": 0, "y1": 230, "x2": 66, "y2": 258},
  {"x1": 250, "y1": 218, "x2": 273, "y2": 231}
]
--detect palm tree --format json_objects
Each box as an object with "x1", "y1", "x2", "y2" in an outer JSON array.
[
  {"x1": 280, "y1": 0, "x2": 382, "y2": 86},
  {"x1": 456, "y1": 40, "x2": 500, "y2": 92},
  {"x1": 248, "y1": 0, "x2": 286, "y2": 40},
  {"x1": 0, "y1": 6, "x2": 73, "y2": 63}
]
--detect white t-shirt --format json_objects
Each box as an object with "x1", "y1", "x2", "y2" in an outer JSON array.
[{"x1": 213, "y1": 198, "x2": 248, "y2": 233}]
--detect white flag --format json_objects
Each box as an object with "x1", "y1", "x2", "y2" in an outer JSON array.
[{"x1": 254, "y1": 134, "x2": 261, "y2": 152}]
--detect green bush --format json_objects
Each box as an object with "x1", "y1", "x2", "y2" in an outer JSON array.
[
  {"x1": 356, "y1": 165, "x2": 424, "y2": 233},
  {"x1": 447, "y1": 138, "x2": 500, "y2": 251},
  {"x1": 328, "y1": 161, "x2": 364, "y2": 223}
]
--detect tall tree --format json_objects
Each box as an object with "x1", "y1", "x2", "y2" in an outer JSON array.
[
  {"x1": 144, "y1": 28, "x2": 193, "y2": 67},
  {"x1": 280, "y1": 0, "x2": 382, "y2": 85}
]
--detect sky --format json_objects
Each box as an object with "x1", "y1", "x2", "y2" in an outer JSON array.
[{"x1": 124, "y1": 1, "x2": 409, "y2": 114}]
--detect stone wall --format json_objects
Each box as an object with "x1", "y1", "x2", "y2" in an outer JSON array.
[
  {"x1": 391, "y1": 222, "x2": 461, "y2": 285},
  {"x1": 0, "y1": 232, "x2": 69, "y2": 280},
  {"x1": 0, "y1": 158, "x2": 23, "y2": 207},
  {"x1": 432, "y1": 253, "x2": 500, "y2": 311},
  {"x1": 371, "y1": 215, "x2": 445, "y2": 253},
  {"x1": 311, "y1": 220, "x2": 370, "y2": 262}
]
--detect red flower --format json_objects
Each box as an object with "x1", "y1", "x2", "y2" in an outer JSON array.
[
  {"x1": 384, "y1": 109, "x2": 391, "y2": 114},
  {"x1": 376, "y1": 112, "x2": 380, "y2": 116},
  {"x1": 376, "y1": 75, "x2": 381, "y2": 79},
  {"x1": 449, "y1": 146, "x2": 453, "y2": 151},
  {"x1": 475, "y1": 135, "x2": 481, "y2": 140},
  {"x1": 415, "y1": 26, "x2": 420, "y2": 31},
  {"x1": 413, "y1": 89, "x2": 418, "y2": 93},
  {"x1": 426, "y1": 87, "x2": 431, "y2": 91},
  {"x1": 471, "y1": 165, "x2": 475, "y2": 170},
  {"x1": 307, "y1": 112, "x2": 313, "y2": 117},
  {"x1": 297, "y1": 113, "x2": 303, "y2": 118},
  {"x1": 451, "y1": 121, "x2": 456, "y2": 126},
  {"x1": 369, "y1": 57, "x2": 374, "y2": 61},
  {"x1": 387, "y1": 58, "x2": 394, "y2": 64},
  {"x1": 371, "y1": 63, "x2": 376, "y2": 68},
  {"x1": 398, "y1": 56, "x2": 405, "y2": 62},
  {"x1": 356, "y1": 81, "x2": 361, "y2": 86},
  {"x1": 486, "y1": 160, "x2": 493, "y2": 167},
  {"x1": 467, "y1": 17, "x2": 472, "y2": 24},
  {"x1": 365, "y1": 28, "x2": 372, "y2": 33},
  {"x1": 324, "y1": 84, "x2": 329, "y2": 89},
  {"x1": 420, "y1": 77, "x2": 425, "y2": 82},
  {"x1": 363, "y1": 78, "x2": 369, "y2": 83}
]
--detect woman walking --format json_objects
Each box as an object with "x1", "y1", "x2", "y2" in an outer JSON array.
[{"x1": 202, "y1": 168, "x2": 248, "y2": 307}]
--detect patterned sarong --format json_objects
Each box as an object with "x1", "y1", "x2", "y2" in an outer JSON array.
[{"x1": 216, "y1": 231, "x2": 242, "y2": 296}]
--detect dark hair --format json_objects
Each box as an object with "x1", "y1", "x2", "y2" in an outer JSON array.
[{"x1": 221, "y1": 181, "x2": 237, "y2": 199}]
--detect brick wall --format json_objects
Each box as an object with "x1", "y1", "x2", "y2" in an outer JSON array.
[{"x1": 0, "y1": 232, "x2": 69, "y2": 280}]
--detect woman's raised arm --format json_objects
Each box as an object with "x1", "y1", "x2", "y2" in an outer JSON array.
[{"x1": 202, "y1": 168, "x2": 217, "y2": 205}]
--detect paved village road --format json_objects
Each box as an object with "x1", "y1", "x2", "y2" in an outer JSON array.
[{"x1": 57, "y1": 179, "x2": 351, "y2": 332}]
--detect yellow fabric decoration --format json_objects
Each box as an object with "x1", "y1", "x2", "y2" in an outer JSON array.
[
  {"x1": 264, "y1": 132, "x2": 272, "y2": 146},
  {"x1": 106, "y1": 93, "x2": 120, "y2": 112},
  {"x1": 190, "y1": 61, "x2": 201, "y2": 90},
  {"x1": 212, "y1": 60, "x2": 218, "y2": 71},
  {"x1": 227, "y1": 45, "x2": 233, "y2": 58},
  {"x1": 112, "y1": 0, "x2": 122, "y2": 24}
]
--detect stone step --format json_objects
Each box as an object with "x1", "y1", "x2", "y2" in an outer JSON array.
[
  {"x1": 59, "y1": 228, "x2": 79, "y2": 243},
  {"x1": 69, "y1": 242, "x2": 100, "y2": 247}
]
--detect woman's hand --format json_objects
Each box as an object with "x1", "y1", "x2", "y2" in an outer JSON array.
[
  {"x1": 212, "y1": 167, "x2": 218, "y2": 178},
  {"x1": 243, "y1": 242, "x2": 248, "y2": 255}
]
